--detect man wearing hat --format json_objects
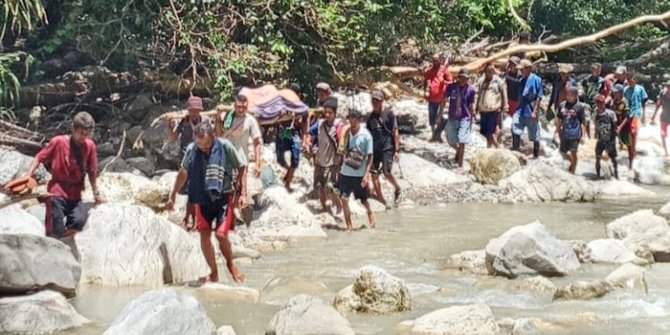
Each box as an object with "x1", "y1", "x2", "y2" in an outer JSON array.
[
  {"x1": 476, "y1": 63, "x2": 508, "y2": 148},
  {"x1": 505, "y1": 56, "x2": 523, "y2": 119},
  {"x1": 512, "y1": 59, "x2": 544, "y2": 158},
  {"x1": 556, "y1": 86, "x2": 587, "y2": 174},
  {"x1": 593, "y1": 94, "x2": 619, "y2": 179},
  {"x1": 548, "y1": 64, "x2": 577, "y2": 122},
  {"x1": 651, "y1": 79, "x2": 670, "y2": 156},
  {"x1": 613, "y1": 66, "x2": 628, "y2": 87},
  {"x1": 337, "y1": 109, "x2": 375, "y2": 232},
  {"x1": 367, "y1": 90, "x2": 402, "y2": 207},
  {"x1": 167, "y1": 95, "x2": 211, "y2": 228},
  {"x1": 581, "y1": 62, "x2": 612, "y2": 138},
  {"x1": 434, "y1": 68, "x2": 476, "y2": 171}
]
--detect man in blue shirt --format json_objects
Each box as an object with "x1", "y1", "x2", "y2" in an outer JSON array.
[
  {"x1": 512, "y1": 59, "x2": 543, "y2": 158},
  {"x1": 623, "y1": 72, "x2": 648, "y2": 169},
  {"x1": 338, "y1": 110, "x2": 375, "y2": 232}
]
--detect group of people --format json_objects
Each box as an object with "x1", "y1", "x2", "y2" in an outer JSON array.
[{"x1": 423, "y1": 51, "x2": 670, "y2": 178}]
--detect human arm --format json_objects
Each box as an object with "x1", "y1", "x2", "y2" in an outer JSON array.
[
  {"x1": 167, "y1": 168, "x2": 188, "y2": 210},
  {"x1": 361, "y1": 135, "x2": 374, "y2": 187},
  {"x1": 23, "y1": 138, "x2": 57, "y2": 177},
  {"x1": 391, "y1": 113, "x2": 400, "y2": 161},
  {"x1": 215, "y1": 108, "x2": 224, "y2": 138},
  {"x1": 251, "y1": 118, "x2": 262, "y2": 177},
  {"x1": 87, "y1": 143, "x2": 102, "y2": 204},
  {"x1": 651, "y1": 97, "x2": 662, "y2": 125},
  {"x1": 167, "y1": 119, "x2": 179, "y2": 142},
  {"x1": 531, "y1": 78, "x2": 543, "y2": 119},
  {"x1": 500, "y1": 81, "x2": 509, "y2": 114}
]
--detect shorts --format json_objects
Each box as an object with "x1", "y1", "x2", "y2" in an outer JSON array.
[
  {"x1": 479, "y1": 112, "x2": 499, "y2": 136},
  {"x1": 372, "y1": 150, "x2": 394, "y2": 175},
  {"x1": 560, "y1": 138, "x2": 580, "y2": 154},
  {"x1": 629, "y1": 117, "x2": 640, "y2": 135},
  {"x1": 447, "y1": 118, "x2": 472, "y2": 145},
  {"x1": 596, "y1": 141, "x2": 617, "y2": 159},
  {"x1": 45, "y1": 197, "x2": 93, "y2": 238},
  {"x1": 661, "y1": 121, "x2": 669, "y2": 137},
  {"x1": 428, "y1": 102, "x2": 441, "y2": 127},
  {"x1": 619, "y1": 131, "x2": 630, "y2": 146},
  {"x1": 337, "y1": 175, "x2": 368, "y2": 201},
  {"x1": 314, "y1": 165, "x2": 338, "y2": 189},
  {"x1": 194, "y1": 193, "x2": 234, "y2": 236},
  {"x1": 276, "y1": 136, "x2": 301, "y2": 169},
  {"x1": 508, "y1": 100, "x2": 519, "y2": 116},
  {"x1": 512, "y1": 112, "x2": 541, "y2": 142}
]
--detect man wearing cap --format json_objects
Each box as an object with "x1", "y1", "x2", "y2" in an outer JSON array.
[
  {"x1": 581, "y1": 62, "x2": 612, "y2": 138},
  {"x1": 367, "y1": 90, "x2": 402, "y2": 207},
  {"x1": 476, "y1": 63, "x2": 508, "y2": 148},
  {"x1": 609, "y1": 84, "x2": 630, "y2": 149},
  {"x1": 337, "y1": 109, "x2": 375, "y2": 232},
  {"x1": 651, "y1": 80, "x2": 670, "y2": 156},
  {"x1": 306, "y1": 97, "x2": 343, "y2": 213},
  {"x1": 513, "y1": 59, "x2": 544, "y2": 158},
  {"x1": 424, "y1": 53, "x2": 453, "y2": 136},
  {"x1": 505, "y1": 56, "x2": 523, "y2": 120},
  {"x1": 613, "y1": 66, "x2": 628, "y2": 87},
  {"x1": 435, "y1": 68, "x2": 476, "y2": 171},
  {"x1": 167, "y1": 96, "x2": 211, "y2": 228},
  {"x1": 594, "y1": 94, "x2": 619, "y2": 179},
  {"x1": 556, "y1": 87, "x2": 587, "y2": 174},
  {"x1": 622, "y1": 72, "x2": 648, "y2": 169},
  {"x1": 548, "y1": 64, "x2": 577, "y2": 126}
]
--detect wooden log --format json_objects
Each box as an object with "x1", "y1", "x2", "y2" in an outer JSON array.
[{"x1": 0, "y1": 134, "x2": 43, "y2": 150}]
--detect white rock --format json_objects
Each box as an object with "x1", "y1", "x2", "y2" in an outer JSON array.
[
  {"x1": 83, "y1": 172, "x2": 168, "y2": 210},
  {"x1": 217, "y1": 325, "x2": 237, "y2": 335},
  {"x1": 0, "y1": 147, "x2": 48, "y2": 185},
  {"x1": 484, "y1": 221, "x2": 581, "y2": 278},
  {"x1": 198, "y1": 283, "x2": 260, "y2": 303},
  {"x1": 77, "y1": 203, "x2": 207, "y2": 286},
  {"x1": 606, "y1": 209, "x2": 670, "y2": 262},
  {"x1": 397, "y1": 153, "x2": 469, "y2": 189},
  {"x1": 660, "y1": 202, "x2": 670, "y2": 217},
  {"x1": 0, "y1": 234, "x2": 80, "y2": 297},
  {"x1": 103, "y1": 289, "x2": 216, "y2": 335},
  {"x1": 0, "y1": 200, "x2": 44, "y2": 236},
  {"x1": 500, "y1": 162, "x2": 595, "y2": 202},
  {"x1": 445, "y1": 249, "x2": 487, "y2": 275},
  {"x1": 469, "y1": 149, "x2": 521, "y2": 185},
  {"x1": 605, "y1": 263, "x2": 648, "y2": 291},
  {"x1": 595, "y1": 180, "x2": 655, "y2": 199},
  {"x1": 334, "y1": 265, "x2": 411, "y2": 315},
  {"x1": 515, "y1": 276, "x2": 557, "y2": 294},
  {"x1": 0, "y1": 290, "x2": 89, "y2": 334},
  {"x1": 633, "y1": 157, "x2": 670, "y2": 185},
  {"x1": 404, "y1": 304, "x2": 499, "y2": 335},
  {"x1": 553, "y1": 280, "x2": 614, "y2": 301},
  {"x1": 587, "y1": 239, "x2": 639, "y2": 264},
  {"x1": 265, "y1": 294, "x2": 355, "y2": 335}
]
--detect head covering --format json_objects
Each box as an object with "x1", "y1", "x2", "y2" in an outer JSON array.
[
  {"x1": 371, "y1": 90, "x2": 385, "y2": 101},
  {"x1": 567, "y1": 86, "x2": 579, "y2": 95},
  {"x1": 316, "y1": 82, "x2": 331, "y2": 92},
  {"x1": 594, "y1": 94, "x2": 606, "y2": 103},
  {"x1": 347, "y1": 109, "x2": 363, "y2": 119},
  {"x1": 187, "y1": 96, "x2": 204, "y2": 111},
  {"x1": 517, "y1": 59, "x2": 533, "y2": 69},
  {"x1": 322, "y1": 97, "x2": 338, "y2": 109},
  {"x1": 458, "y1": 68, "x2": 470, "y2": 78},
  {"x1": 612, "y1": 84, "x2": 624, "y2": 93},
  {"x1": 559, "y1": 64, "x2": 573, "y2": 74},
  {"x1": 615, "y1": 66, "x2": 627, "y2": 75},
  {"x1": 508, "y1": 56, "x2": 521, "y2": 65}
]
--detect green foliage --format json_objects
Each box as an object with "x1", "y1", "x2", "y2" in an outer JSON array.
[
  {"x1": 0, "y1": 53, "x2": 22, "y2": 108},
  {"x1": 1, "y1": 0, "x2": 47, "y2": 40}
]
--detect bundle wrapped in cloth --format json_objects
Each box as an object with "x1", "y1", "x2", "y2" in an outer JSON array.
[{"x1": 239, "y1": 84, "x2": 309, "y2": 121}]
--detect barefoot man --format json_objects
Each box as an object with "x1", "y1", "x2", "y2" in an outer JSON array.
[{"x1": 168, "y1": 122, "x2": 247, "y2": 283}]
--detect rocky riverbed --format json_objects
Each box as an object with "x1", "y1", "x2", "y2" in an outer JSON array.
[{"x1": 2, "y1": 98, "x2": 670, "y2": 334}]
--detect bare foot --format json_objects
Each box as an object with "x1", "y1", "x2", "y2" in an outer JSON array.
[
  {"x1": 368, "y1": 212, "x2": 376, "y2": 228},
  {"x1": 345, "y1": 225, "x2": 353, "y2": 232},
  {"x1": 199, "y1": 274, "x2": 218, "y2": 283},
  {"x1": 227, "y1": 264, "x2": 246, "y2": 283}
]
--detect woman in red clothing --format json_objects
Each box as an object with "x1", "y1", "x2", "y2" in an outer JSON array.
[{"x1": 24, "y1": 112, "x2": 102, "y2": 238}]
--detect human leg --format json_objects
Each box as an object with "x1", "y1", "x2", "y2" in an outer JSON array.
[
  {"x1": 215, "y1": 234, "x2": 245, "y2": 283},
  {"x1": 199, "y1": 228, "x2": 218, "y2": 282},
  {"x1": 47, "y1": 197, "x2": 67, "y2": 238},
  {"x1": 511, "y1": 112, "x2": 524, "y2": 151},
  {"x1": 662, "y1": 122, "x2": 669, "y2": 156}
]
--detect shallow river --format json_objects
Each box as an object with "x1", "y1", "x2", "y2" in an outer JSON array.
[{"x1": 66, "y1": 191, "x2": 670, "y2": 335}]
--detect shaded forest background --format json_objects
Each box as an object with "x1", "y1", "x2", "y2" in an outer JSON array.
[{"x1": 1, "y1": 0, "x2": 670, "y2": 112}]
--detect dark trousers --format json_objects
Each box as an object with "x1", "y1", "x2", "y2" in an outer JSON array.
[{"x1": 46, "y1": 197, "x2": 92, "y2": 238}]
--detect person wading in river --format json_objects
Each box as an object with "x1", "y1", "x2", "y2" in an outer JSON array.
[
  {"x1": 650, "y1": 80, "x2": 670, "y2": 156},
  {"x1": 512, "y1": 59, "x2": 543, "y2": 158},
  {"x1": 424, "y1": 53, "x2": 453, "y2": 139},
  {"x1": 476, "y1": 63, "x2": 508, "y2": 148},
  {"x1": 24, "y1": 112, "x2": 102, "y2": 238},
  {"x1": 556, "y1": 87, "x2": 587, "y2": 174},
  {"x1": 622, "y1": 72, "x2": 648, "y2": 169},
  {"x1": 593, "y1": 94, "x2": 619, "y2": 179},
  {"x1": 582, "y1": 63, "x2": 612, "y2": 138},
  {"x1": 275, "y1": 100, "x2": 308, "y2": 192},
  {"x1": 167, "y1": 96, "x2": 210, "y2": 229},
  {"x1": 167, "y1": 122, "x2": 247, "y2": 283},
  {"x1": 306, "y1": 97, "x2": 343, "y2": 213},
  {"x1": 367, "y1": 90, "x2": 402, "y2": 207},
  {"x1": 337, "y1": 109, "x2": 375, "y2": 232}
]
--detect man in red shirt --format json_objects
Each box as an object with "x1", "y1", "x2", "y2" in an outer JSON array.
[
  {"x1": 24, "y1": 112, "x2": 102, "y2": 238},
  {"x1": 424, "y1": 53, "x2": 453, "y2": 139}
]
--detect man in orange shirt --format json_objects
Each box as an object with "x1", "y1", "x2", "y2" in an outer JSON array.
[{"x1": 424, "y1": 53, "x2": 453, "y2": 140}]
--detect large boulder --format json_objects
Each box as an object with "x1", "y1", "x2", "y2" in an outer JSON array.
[
  {"x1": 605, "y1": 263, "x2": 648, "y2": 291},
  {"x1": 77, "y1": 203, "x2": 207, "y2": 286},
  {"x1": 587, "y1": 239, "x2": 642, "y2": 264},
  {"x1": 633, "y1": 157, "x2": 670, "y2": 185},
  {"x1": 0, "y1": 234, "x2": 80, "y2": 297},
  {"x1": 499, "y1": 162, "x2": 596, "y2": 202},
  {"x1": 660, "y1": 202, "x2": 670, "y2": 217},
  {"x1": 0, "y1": 147, "x2": 49, "y2": 185},
  {"x1": 469, "y1": 149, "x2": 521, "y2": 185},
  {"x1": 401, "y1": 304, "x2": 499, "y2": 335},
  {"x1": 595, "y1": 180, "x2": 655, "y2": 199},
  {"x1": 126, "y1": 156, "x2": 156, "y2": 177},
  {"x1": 553, "y1": 280, "x2": 614, "y2": 301},
  {"x1": 0, "y1": 197, "x2": 44, "y2": 236},
  {"x1": 332, "y1": 91, "x2": 373, "y2": 119},
  {"x1": 514, "y1": 276, "x2": 557, "y2": 294},
  {"x1": 484, "y1": 221, "x2": 581, "y2": 278},
  {"x1": 445, "y1": 249, "x2": 487, "y2": 275},
  {"x1": 392, "y1": 99, "x2": 428, "y2": 134},
  {"x1": 103, "y1": 289, "x2": 216, "y2": 335},
  {"x1": 334, "y1": 265, "x2": 411, "y2": 315},
  {"x1": 606, "y1": 209, "x2": 670, "y2": 262},
  {"x1": 0, "y1": 290, "x2": 90, "y2": 334},
  {"x1": 83, "y1": 172, "x2": 169, "y2": 210},
  {"x1": 265, "y1": 294, "x2": 355, "y2": 335},
  {"x1": 396, "y1": 153, "x2": 469, "y2": 189}
]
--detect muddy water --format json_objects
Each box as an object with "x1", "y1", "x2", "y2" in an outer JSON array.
[{"x1": 65, "y1": 194, "x2": 670, "y2": 335}]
